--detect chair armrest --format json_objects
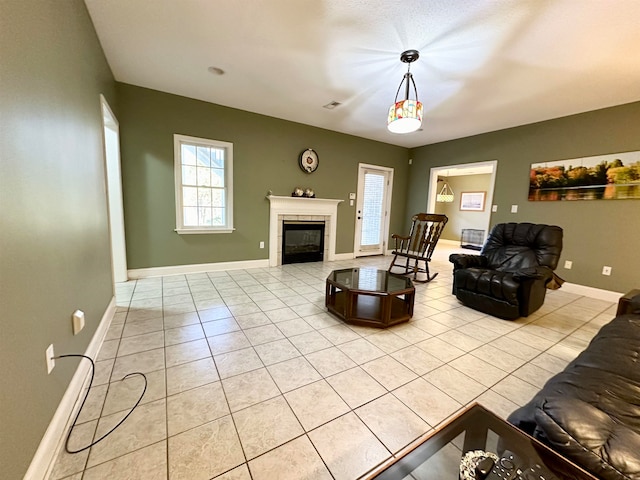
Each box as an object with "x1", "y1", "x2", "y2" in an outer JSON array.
[
  {"x1": 391, "y1": 234, "x2": 410, "y2": 240},
  {"x1": 390, "y1": 234, "x2": 411, "y2": 250},
  {"x1": 449, "y1": 254, "x2": 487, "y2": 270},
  {"x1": 512, "y1": 266, "x2": 553, "y2": 281}
]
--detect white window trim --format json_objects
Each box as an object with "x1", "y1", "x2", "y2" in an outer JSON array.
[{"x1": 174, "y1": 134, "x2": 234, "y2": 234}]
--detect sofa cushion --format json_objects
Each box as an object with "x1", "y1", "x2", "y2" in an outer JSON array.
[
  {"x1": 535, "y1": 397, "x2": 640, "y2": 480},
  {"x1": 508, "y1": 314, "x2": 640, "y2": 480}
]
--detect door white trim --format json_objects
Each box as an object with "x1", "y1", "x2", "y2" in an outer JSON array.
[
  {"x1": 353, "y1": 163, "x2": 394, "y2": 257},
  {"x1": 427, "y1": 160, "x2": 498, "y2": 241},
  {"x1": 100, "y1": 95, "x2": 128, "y2": 283}
]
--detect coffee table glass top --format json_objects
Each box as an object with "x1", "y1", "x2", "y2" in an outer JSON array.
[
  {"x1": 327, "y1": 267, "x2": 412, "y2": 293},
  {"x1": 365, "y1": 403, "x2": 598, "y2": 480}
]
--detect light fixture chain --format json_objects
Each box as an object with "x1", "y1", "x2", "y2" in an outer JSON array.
[
  {"x1": 409, "y1": 73, "x2": 419, "y2": 103},
  {"x1": 393, "y1": 74, "x2": 406, "y2": 103}
]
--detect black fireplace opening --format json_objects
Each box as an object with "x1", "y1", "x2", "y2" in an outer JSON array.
[{"x1": 282, "y1": 221, "x2": 325, "y2": 264}]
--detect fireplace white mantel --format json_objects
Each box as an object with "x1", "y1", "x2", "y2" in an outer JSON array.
[{"x1": 267, "y1": 195, "x2": 343, "y2": 267}]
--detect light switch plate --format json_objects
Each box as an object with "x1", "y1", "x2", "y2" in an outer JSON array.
[{"x1": 72, "y1": 310, "x2": 85, "y2": 335}]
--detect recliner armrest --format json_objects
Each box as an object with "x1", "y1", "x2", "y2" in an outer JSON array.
[
  {"x1": 449, "y1": 253, "x2": 487, "y2": 270},
  {"x1": 511, "y1": 266, "x2": 553, "y2": 281}
]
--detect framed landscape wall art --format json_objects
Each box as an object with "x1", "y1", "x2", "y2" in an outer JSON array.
[
  {"x1": 460, "y1": 191, "x2": 486, "y2": 211},
  {"x1": 529, "y1": 150, "x2": 640, "y2": 201}
]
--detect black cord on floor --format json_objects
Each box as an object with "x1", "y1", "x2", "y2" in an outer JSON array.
[{"x1": 54, "y1": 354, "x2": 147, "y2": 454}]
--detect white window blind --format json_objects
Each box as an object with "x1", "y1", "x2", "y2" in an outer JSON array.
[{"x1": 361, "y1": 172, "x2": 385, "y2": 246}]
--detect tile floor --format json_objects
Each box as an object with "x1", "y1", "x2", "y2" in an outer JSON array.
[{"x1": 50, "y1": 245, "x2": 617, "y2": 480}]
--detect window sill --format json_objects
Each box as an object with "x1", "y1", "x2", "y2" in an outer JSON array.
[{"x1": 175, "y1": 228, "x2": 234, "y2": 235}]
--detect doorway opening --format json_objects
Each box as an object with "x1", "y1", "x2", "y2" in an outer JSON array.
[
  {"x1": 100, "y1": 95, "x2": 127, "y2": 283},
  {"x1": 427, "y1": 160, "x2": 498, "y2": 248}
]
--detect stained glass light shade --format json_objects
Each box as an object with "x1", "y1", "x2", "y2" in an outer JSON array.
[{"x1": 387, "y1": 99, "x2": 423, "y2": 134}]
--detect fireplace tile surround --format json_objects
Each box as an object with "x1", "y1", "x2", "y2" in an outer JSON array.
[{"x1": 267, "y1": 195, "x2": 343, "y2": 267}]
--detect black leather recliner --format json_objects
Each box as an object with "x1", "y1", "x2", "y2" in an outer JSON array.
[{"x1": 449, "y1": 223, "x2": 563, "y2": 320}]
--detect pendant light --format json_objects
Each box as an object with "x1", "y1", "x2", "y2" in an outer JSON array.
[
  {"x1": 437, "y1": 178, "x2": 454, "y2": 203},
  {"x1": 387, "y1": 49, "x2": 423, "y2": 134}
]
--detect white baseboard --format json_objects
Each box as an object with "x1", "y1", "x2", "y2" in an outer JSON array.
[
  {"x1": 561, "y1": 282, "x2": 624, "y2": 303},
  {"x1": 333, "y1": 253, "x2": 355, "y2": 261},
  {"x1": 128, "y1": 259, "x2": 270, "y2": 278},
  {"x1": 25, "y1": 297, "x2": 116, "y2": 480}
]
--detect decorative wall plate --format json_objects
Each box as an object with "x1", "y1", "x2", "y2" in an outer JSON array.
[{"x1": 299, "y1": 148, "x2": 319, "y2": 173}]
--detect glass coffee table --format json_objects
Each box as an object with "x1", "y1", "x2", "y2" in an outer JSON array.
[
  {"x1": 362, "y1": 403, "x2": 598, "y2": 480},
  {"x1": 325, "y1": 268, "x2": 415, "y2": 328}
]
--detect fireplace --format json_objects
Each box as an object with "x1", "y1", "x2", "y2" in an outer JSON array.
[
  {"x1": 267, "y1": 195, "x2": 343, "y2": 267},
  {"x1": 282, "y1": 221, "x2": 325, "y2": 264}
]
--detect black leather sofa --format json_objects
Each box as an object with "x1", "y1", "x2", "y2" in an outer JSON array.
[
  {"x1": 508, "y1": 311, "x2": 640, "y2": 480},
  {"x1": 450, "y1": 223, "x2": 563, "y2": 320}
]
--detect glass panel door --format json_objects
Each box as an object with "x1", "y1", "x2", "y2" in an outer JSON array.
[{"x1": 354, "y1": 164, "x2": 393, "y2": 257}]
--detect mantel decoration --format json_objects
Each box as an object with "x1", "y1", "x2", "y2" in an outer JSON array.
[
  {"x1": 387, "y1": 49, "x2": 423, "y2": 134},
  {"x1": 299, "y1": 148, "x2": 319, "y2": 173},
  {"x1": 292, "y1": 187, "x2": 315, "y2": 198},
  {"x1": 529, "y1": 150, "x2": 640, "y2": 201}
]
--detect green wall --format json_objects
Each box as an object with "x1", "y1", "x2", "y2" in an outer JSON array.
[
  {"x1": 117, "y1": 84, "x2": 410, "y2": 269},
  {"x1": 2, "y1": 3, "x2": 638, "y2": 476},
  {"x1": 408, "y1": 102, "x2": 640, "y2": 292},
  {"x1": 0, "y1": 1, "x2": 115, "y2": 477}
]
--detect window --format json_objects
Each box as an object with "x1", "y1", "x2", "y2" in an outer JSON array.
[{"x1": 174, "y1": 134, "x2": 233, "y2": 234}]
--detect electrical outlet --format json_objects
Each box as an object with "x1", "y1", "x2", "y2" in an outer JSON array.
[
  {"x1": 259, "y1": 241, "x2": 265, "y2": 249},
  {"x1": 492, "y1": 205, "x2": 497, "y2": 212},
  {"x1": 564, "y1": 260, "x2": 572, "y2": 269},
  {"x1": 72, "y1": 309, "x2": 85, "y2": 335},
  {"x1": 46, "y1": 344, "x2": 55, "y2": 374},
  {"x1": 510, "y1": 205, "x2": 518, "y2": 213},
  {"x1": 602, "y1": 266, "x2": 612, "y2": 276}
]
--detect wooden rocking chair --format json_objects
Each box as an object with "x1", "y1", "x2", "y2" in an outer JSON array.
[{"x1": 388, "y1": 213, "x2": 448, "y2": 283}]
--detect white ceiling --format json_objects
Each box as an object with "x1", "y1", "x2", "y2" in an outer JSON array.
[{"x1": 85, "y1": 0, "x2": 640, "y2": 148}]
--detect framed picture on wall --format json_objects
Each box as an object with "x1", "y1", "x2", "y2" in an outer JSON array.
[{"x1": 460, "y1": 191, "x2": 486, "y2": 211}]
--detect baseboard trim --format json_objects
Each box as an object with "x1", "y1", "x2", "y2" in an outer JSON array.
[
  {"x1": 561, "y1": 282, "x2": 624, "y2": 303},
  {"x1": 333, "y1": 253, "x2": 355, "y2": 261},
  {"x1": 25, "y1": 297, "x2": 116, "y2": 480},
  {"x1": 128, "y1": 259, "x2": 270, "y2": 278}
]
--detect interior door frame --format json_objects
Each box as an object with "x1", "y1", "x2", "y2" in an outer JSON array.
[
  {"x1": 100, "y1": 94, "x2": 128, "y2": 283},
  {"x1": 426, "y1": 159, "x2": 498, "y2": 239},
  {"x1": 353, "y1": 163, "x2": 394, "y2": 257}
]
